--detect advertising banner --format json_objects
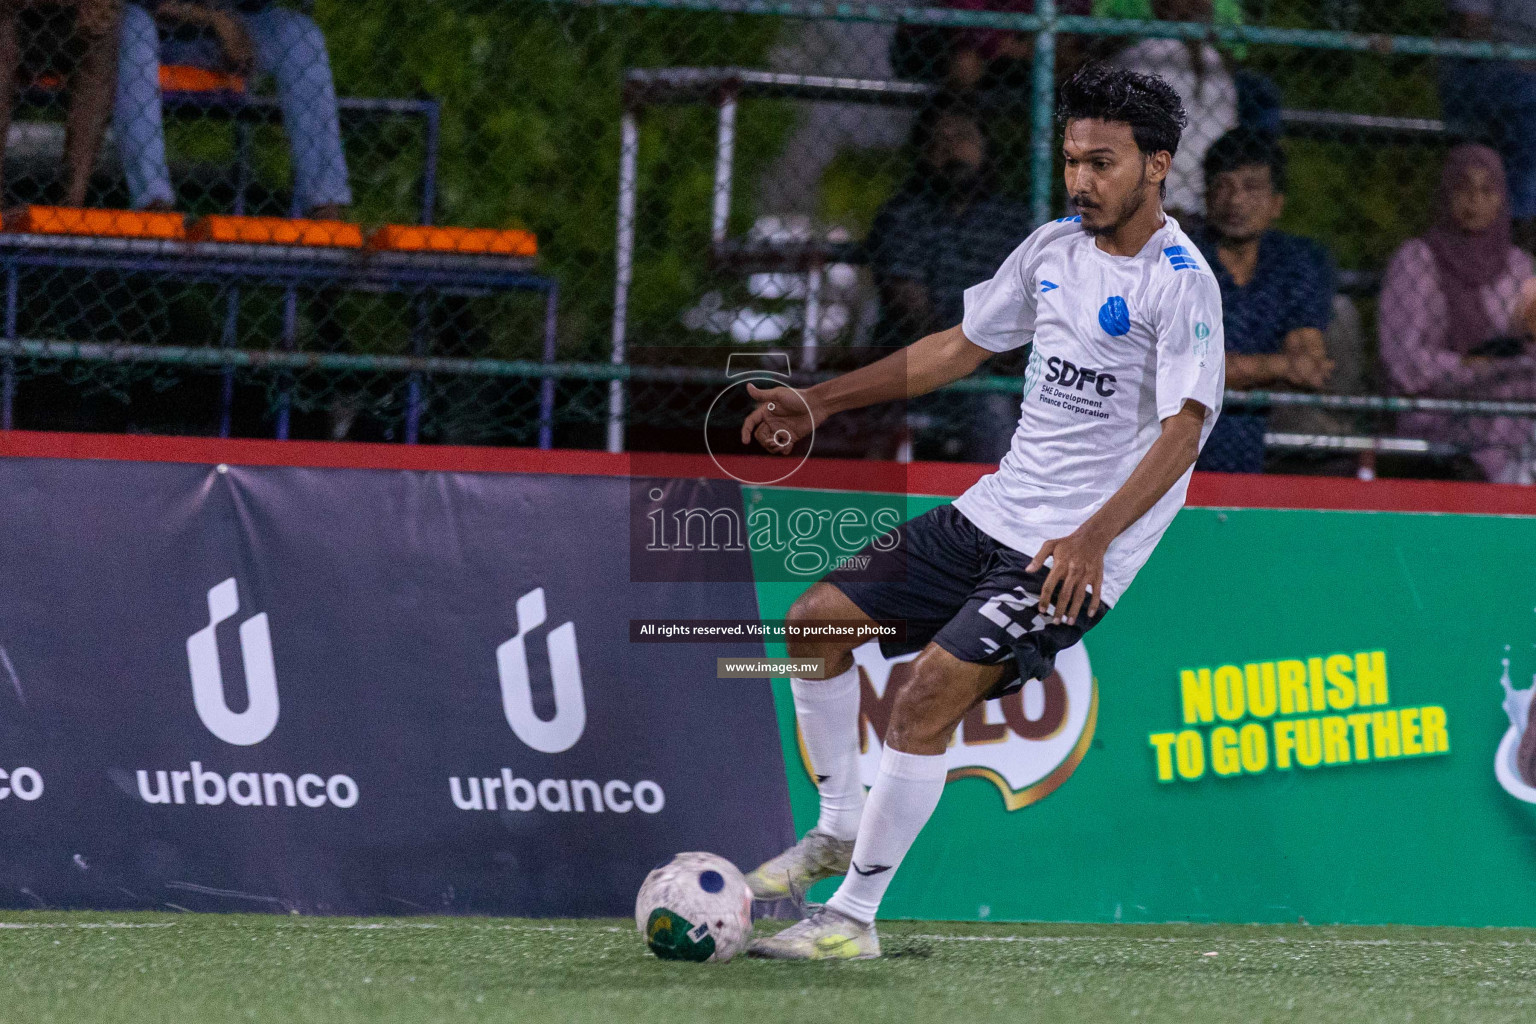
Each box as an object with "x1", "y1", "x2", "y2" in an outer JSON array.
[
  {"x1": 4, "y1": 433, "x2": 1535, "y2": 928},
  {"x1": 752, "y1": 487, "x2": 1536, "y2": 928},
  {"x1": 0, "y1": 455, "x2": 792, "y2": 916}
]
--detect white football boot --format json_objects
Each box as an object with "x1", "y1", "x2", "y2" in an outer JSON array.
[
  {"x1": 744, "y1": 828, "x2": 855, "y2": 901},
  {"x1": 748, "y1": 905, "x2": 881, "y2": 960}
]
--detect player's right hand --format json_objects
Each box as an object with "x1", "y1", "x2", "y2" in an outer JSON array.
[{"x1": 739, "y1": 383, "x2": 816, "y2": 456}]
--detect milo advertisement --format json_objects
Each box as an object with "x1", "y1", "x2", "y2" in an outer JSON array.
[{"x1": 748, "y1": 489, "x2": 1536, "y2": 928}]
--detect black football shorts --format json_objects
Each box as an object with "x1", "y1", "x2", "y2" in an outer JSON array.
[{"x1": 822, "y1": 503, "x2": 1107, "y2": 698}]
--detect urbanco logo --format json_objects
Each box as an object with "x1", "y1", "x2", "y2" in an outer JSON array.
[
  {"x1": 799, "y1": 640, "x2": 1098, "y2": 811},
  {"x1": 452, "y1": 589, "x2": 661, "y2": 813},
  {"x1": 142, "y1": 578, "x2": 354, "y2": 809},
  {"x1": 187, "y1": 578, "x2": 279, "y2": 746},
  {"x1": 498, "y1": 587, "x2": 585, "y2": 754}
]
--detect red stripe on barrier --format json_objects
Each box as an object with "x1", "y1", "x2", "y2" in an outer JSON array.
[
  {"x1": 2, "y1": 429, "x2": 1532, "y2": 516},
  {"x1": 1183, "y1": 471, "x2": 1533, "y2": 515}
]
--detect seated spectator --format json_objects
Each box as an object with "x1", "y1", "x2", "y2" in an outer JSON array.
[
  {"x1": 868, "y1": 93, "x2": 1032, "y2": 343},
  {"x1": 866, "y1": 93, "x2": 1032, "y2": 462},
  {"x1": 1109, "y1": 0, "x2": 1236, "y2": 218},
  {"x1": 113, "y1": 1, "x2": 350, "y2": 217},
  {"x1": 1442, "y1": 0, "x2": 1536, "y2": 250},
  {"x1": 1191, "y1": 128, "x2": 1335, "y2": 474},
  {"x1": 0, "y1": 0, "x2": 121, "y2": 206},
  {"x1": 1379, "y1": 144, "x2": 1536, "y2": 483}
]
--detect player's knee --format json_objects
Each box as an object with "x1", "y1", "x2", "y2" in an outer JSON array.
[
  {"x1": 785, "y1": 584, "x2": 857, "y2": 661},
  {"x1": 886, "y1": 663, "x2": 957, "y2": 752}
]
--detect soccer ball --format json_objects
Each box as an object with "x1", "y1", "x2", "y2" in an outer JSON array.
[{"x1": 634, "y1": 852, "x2": 753, "y2": 962}]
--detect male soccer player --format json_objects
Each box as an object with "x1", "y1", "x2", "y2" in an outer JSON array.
[{"x1": 737, "y1": 64, "x2": 1225, "y2": 960}]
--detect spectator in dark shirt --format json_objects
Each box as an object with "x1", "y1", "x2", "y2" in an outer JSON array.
[
  {"x1": 867, "y1": 92, "x2": 1033, "y2": 461},
  {"x1": 0, "y1": 0, "x2": 121, "y2": 206},
  {"x1": 868, "y1": 93, "x2": 1033, "y2": 343},
  {"x1": 1191, "y1": 128, "x2": 1335, "y2": 474}
]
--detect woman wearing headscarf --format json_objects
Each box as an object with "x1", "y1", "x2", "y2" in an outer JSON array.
[{"x1": 1379, "y1": 144, "x2": 1536, "y2": 482}]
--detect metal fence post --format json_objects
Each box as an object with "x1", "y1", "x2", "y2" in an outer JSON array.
[
  {"x1": 219, "y1": 125, "x2": 253, "y2": 438},
  {"x1": 712, "y1": 86, "x2": 737, "y2": 246},
  {"x1": 421, "y1": 99, "x2": 441, "y2": 227},
  {"x1": 801, "y1": 261, "x2": 822, "y2": 372},
  {"x1": 275, "y1": 286, "x2": 298, "y2": 440},
  {"x1": 1, "y1": 266, "x2": 15, "y2": 431},
  {"x1": 1030, "y1": 0, "x2": 1058, "y2": 227},
  {"x1": 539, "y1": 281, "x2": 560, "y2": 450},
  {"x1": 609, "y1": 105, "x2": 640, "y2": 454},
  {"x1": 405, "y1": 292, "x2": 428, "y2": 444},
  {"x1": 218, "y1": 285, "x2": 238, "y2": 438}
]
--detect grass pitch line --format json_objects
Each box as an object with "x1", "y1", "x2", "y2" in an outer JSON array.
[
  {"x1": 909, "y1": 932, "x2": 1536, "y2": 948},
  {"x1": 333, "y1": 923, "x2": 626, "y2": 933},
  {"x1": 0, "y1": 922, "x2": 178, "y2": 929}
]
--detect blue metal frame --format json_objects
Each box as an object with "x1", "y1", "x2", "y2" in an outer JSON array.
[
  {"x1": 0, "y1": 233, "x2": 556, "y2": 444},
  {"x1": 19, "y1": 82, "x2": 442, "y2": 226}
]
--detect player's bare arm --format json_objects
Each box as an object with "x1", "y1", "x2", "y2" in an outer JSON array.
[
  {"x1": 738, "y1": 324, "x2": 990, "y2": 454},
  {"x1": 1029, "y1": 398, "x2": 1208, "y2": 626}
]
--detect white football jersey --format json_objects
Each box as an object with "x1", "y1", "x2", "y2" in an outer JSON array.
[{"x1": 951, "y1": 214, "x2": 1225, "y2": 607}]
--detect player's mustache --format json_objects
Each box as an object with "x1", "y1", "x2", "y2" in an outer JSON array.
[{"x1": 1069, "y1": 195, "x2": 1099, "y2": 210}]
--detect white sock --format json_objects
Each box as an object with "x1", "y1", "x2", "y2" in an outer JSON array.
[
  {"x1": 825, "y1": 745, "x2": 947, "y2": 924},
  {"x1": 791, "y1": 666, "x2": 865, "y2": 841}
]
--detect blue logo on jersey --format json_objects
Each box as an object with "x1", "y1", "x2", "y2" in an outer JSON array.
[
  {"x1": 1163, "y1": 246, "x2": 1199, "y2": 272},
  {"x1": 1040, "y1": 280, "x2": 1059, "y2": 293},
  {"x1": 1098, "y1": 296, "x2": 1131, "y2": 337},
  {"x1": 1054, "y1": 215, "x2": 1082, "y2": 224}
]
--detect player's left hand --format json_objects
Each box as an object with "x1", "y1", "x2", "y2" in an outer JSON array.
[
  {"x1": 739, "y1": 382, "x2": 817, "y2": 455},
  {"x1": 1028, "y1": 526, "x2": 1110, "y2": 625}
]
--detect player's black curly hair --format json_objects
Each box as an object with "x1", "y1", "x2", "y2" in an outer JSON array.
[{"x1": 1055, "y1": 63, "x2": 1188, "y2": 157}]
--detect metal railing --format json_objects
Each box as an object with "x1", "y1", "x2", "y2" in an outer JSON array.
[
  {"x1": 8, "y1": 1, "x2": 1533, "y2": 466},
  {"x1": 6, "y1": 337, "x2": 1527, "y2": 454},
  {"x1": 595, "y1": 1, "x2": 1536, "y2": 454}
]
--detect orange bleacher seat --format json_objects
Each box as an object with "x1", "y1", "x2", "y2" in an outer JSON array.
[
  {"x1": 159, "y1": 65, "x2": 246, "y2": 94},
  {"x1": 367, "y1": 224, "x2": 538, "y2": 257},
  {"x1": 31, "y1": 66, "x2": 246, "y2": 95},
  {"x1": 188, "y1": 215, "x2": 363, "y2": 248},
  {"x1": 2, "y1": 205, "x2": 187, "y2": 240}
]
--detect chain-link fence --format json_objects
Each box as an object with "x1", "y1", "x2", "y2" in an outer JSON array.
[{"x1": 3, "y1": 1, "x2": 1536, "y2": 480}]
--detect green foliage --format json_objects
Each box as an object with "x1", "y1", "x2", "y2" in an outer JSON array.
[
  {"x1": 150, "y1": 3, "x2": 1506, "y2": 373},
  {"x1": 315, "y1": 0, "x2": 788, "y2": 360},
  {"x1": 819, "y1": 147, "x2": 904, "y2": 237},
  {"x1": 1244, "y1": 40, "x2": 1447, "y2": 271}
]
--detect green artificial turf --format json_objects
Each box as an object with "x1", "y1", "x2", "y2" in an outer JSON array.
[{"x1": 2, "y1": 912, "x2": 1534, "y2": 1023}]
